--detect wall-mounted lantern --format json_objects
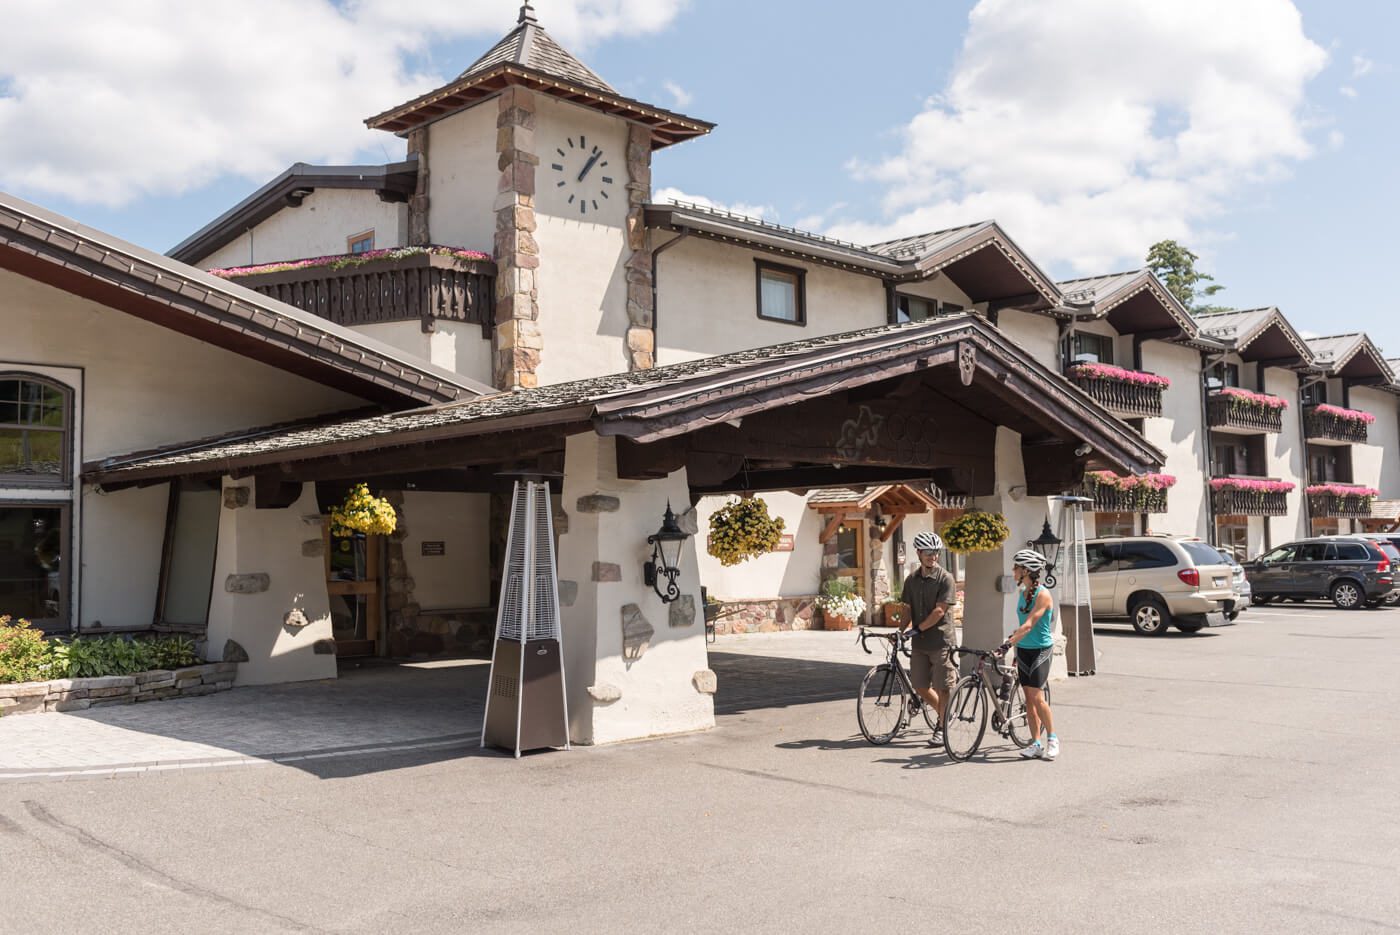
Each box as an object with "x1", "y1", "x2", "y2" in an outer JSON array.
[
  {"x1": 644, "y1": 502, "x2": 689, "y2": 603},
  {"x1": 1027, "y1": 517, "x2": 1063, "y2": 587}
]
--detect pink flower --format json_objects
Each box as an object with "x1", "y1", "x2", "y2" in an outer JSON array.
[
  {"x1": 1311, "y1": 403, "x2": 1377, "y2": 425},
  {"x1": 1068, "y1": 362, "x2": 1171, "y2": 388},
  {"x1": 1217, "y1": 387, "x2": 1288, "y2": 410},
  {"x1": 1087, "y1": 471, "x2": 1178, "y2": 490},
  {"x1": 1305, "y1": 484, "x2": 1379, "y2": 498},
  {"x1": 1210, "y1": 477, "x2": 1296, "y2": 494},
  {"x1": 211, "y1": 245, "x2": 491, "y2": 279}
]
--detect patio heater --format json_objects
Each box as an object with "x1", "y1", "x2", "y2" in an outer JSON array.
[
  {"x1": 482, "y1": 479, "x2": 570, "y2": 757},
  {"x1": 1051, "y1": 495, "x2": 1096, "y2": 676}
]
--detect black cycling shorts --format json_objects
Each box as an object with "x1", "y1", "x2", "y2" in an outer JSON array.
[{"x1": 1017, "y1": 646, "x2": 1052, "y2": 690}]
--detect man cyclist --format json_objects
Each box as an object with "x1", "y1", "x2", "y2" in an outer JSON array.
[{"x1": 900, "y1": 531, "x2": 958, "y2": 746}]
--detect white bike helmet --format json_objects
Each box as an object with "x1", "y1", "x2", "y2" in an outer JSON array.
[
  {"x1": 912, "y1": 531, "x2": 943, "y2": 553},
  {"x1": 1012, "y1": 548, "x2": 1048, "y2": 573}
]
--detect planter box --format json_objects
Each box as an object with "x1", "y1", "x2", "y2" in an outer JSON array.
[
  {"x1": 1207, "y1": 393, "x2": 1284, "y2": 433},
  {"x1": 821, "y1": 611, "x2": 856, "y2": 632},
  {"x1": 1080, "y1": 483, "x2": 1169, "y2": 514},
  {"x1": 1212, "y1": 484, "x2": 1290, "y2": 517},
  {"x1": 881, "y1": 602, "x2": 911, "y2": 628},
  {"x1": 1303, "y1": 405, "x2": 1369, "y2": 445},
  {"x1": 1068, "y1": 370, "x2": 1165, "y2": 417},
  {"x1": 0, "y1": 662, "x2": 237, "y2": 716},
  {"x1": 1308, "y1": 492, "x2": 1374, "y2": 518}
]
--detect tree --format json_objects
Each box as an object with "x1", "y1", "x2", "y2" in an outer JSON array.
[{"x1": 1145, "y1": 240, "x2": 1229, "y2": 314}]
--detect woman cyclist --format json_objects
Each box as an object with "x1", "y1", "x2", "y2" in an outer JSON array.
[{"x1": 997, "y1": 548, "x2": 1058, "y2": 760}]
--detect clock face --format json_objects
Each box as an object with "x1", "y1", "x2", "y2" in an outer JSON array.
[{"x1": 549, "y1": 135, "x2": 615, "y2": 216}]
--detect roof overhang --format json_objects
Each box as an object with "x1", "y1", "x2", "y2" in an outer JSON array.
[
  {"x1": 365, "y1": 64, "x2": 713, "y2": 149},
  {"x1": 167, "y1": 161, "x2": 419, "y2": 265},
  {"x1": 1068, "y1": 271, "x2": 1200, "y2": 339},
  {"x1": 1310, "y1": 334, "x2": 1394, "y2": 382},
  {"x1": 807, "y1": 484, "x2": 940, "y2": 514},
  {"x1": 1202, "y1": 308, "x2": 1316, "y2": 368},
  {"x1": 85, "y1": 315, "x2": 1163, "y2": 491},
  {"x1": 912, "y1": 222, "x2": 1062, "y2": 313},
  {"x1": 0, "y1": 192, "x2": 487, "y2": 407}
]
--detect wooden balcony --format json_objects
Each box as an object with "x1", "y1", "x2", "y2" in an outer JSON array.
[
  {"x1": 1303, "y1": 405, "x2": 1369, "y2": 445},
  {"x1": 1067, "y1": 369, "x2": 1165, "y2": 417},
  {"x1": 222, "y1": 250, "x2": 496, "y2": 335},
  {"x1": 1211, "y1": 479, "x2": 1290, "y2": 517},
  {"x1": 1079, "y1": 481, "x2": 1169, "y2": 514},
  {"x1": 1308, "y1": 490, "x2": 1375, "y2": 518},
  {"x1": 1207, "y1": 392, "x2": 1284, "y2": 433}
]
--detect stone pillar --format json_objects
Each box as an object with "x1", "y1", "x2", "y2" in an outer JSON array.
[
  {"x1": 557, "y1": 433, "x2": 714, "y2": 744},
  {"x1": 406, "y1": 127, "x2": 430, "y2": 246},
  {"x1": 493, "y1": 86, "x2": 542, "y2": 389},
  {"x1": 623, "y1": 123, "x2": 654, "y2": 371},
  {"x1": 205, "y1": 479, "x2": 336, "y2": 685},
  {"x1": 958, "y1": 428, "x2": 1066, "y2": 679}
]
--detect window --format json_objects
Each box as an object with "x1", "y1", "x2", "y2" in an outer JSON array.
[
  {"x1": 894, "y1": 294, "x2": 937, "y2": 323},
  {"x1": 1096, "y1": 512, "x2": 1136, "y2": 537},
  {"x1": 347, "y1": 230, "x2": 375, "y2": 254},
  {"x1": 1071, "y1": 332, "x2": 1114, "y2": 364},
  {"x1": 1296, "y1": 543, "x2": 1328, "y2": 562},
  {"x1": 1208, "y1": 362, "x2": 1241, "y2": 389},
  {"x1": 755, "y1": 260, "x2": 806, "y2": 325},
  {"x1": 1086, "y1": 542, "x2": 1119, "y2": 573},
  {"x1": 1336, "y1": 542, "x2": 1370, "y2": 561},
  {"x1": 0, "y1": 504, "x2": 68, "y2": 627},
  {"x1": 0, "y1": 376, "x2": 71, "y2": 485},
  {"x1": 1301, "y1": 381, "x2": 1328, "y2": 405},
  {"x1": 155, "y1": 480, "x2": 222, "y2": 627},
  {"x1": 1258, "y1": 545, "x2": 1295, "y2": 564},
  {"x1": 1118, "y1": 541, "x2": 1175, "y2": 569},
  {"x1": 1181, "y1": 541, "x2": 1228, "y2": 566}
]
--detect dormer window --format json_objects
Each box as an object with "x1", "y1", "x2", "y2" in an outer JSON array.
[
  {"x1": 1071, "y1": 332, "x2": 1114, "y2": 365},
  {"x1": 348, "y1": 231, "x2": 375, "y2": 254},
  {"x1": 756, "y1": 260, "x2": 806, "y2": 325}
]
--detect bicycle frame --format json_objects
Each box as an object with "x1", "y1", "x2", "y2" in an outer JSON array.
[
  {"x1": 858, "y1": 628, "x2": 920, "y2": 707},
  {"x1": 950, "y1": 647, "x2": 1030, "y2": 737}
]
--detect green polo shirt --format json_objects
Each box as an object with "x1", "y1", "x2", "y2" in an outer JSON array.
[{"x1": 904, "y1": 564, "x2": 957, "y2": 651}]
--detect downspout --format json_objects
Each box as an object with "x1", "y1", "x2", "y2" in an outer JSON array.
[
  {"x1": 1133, "y1": 328, "x2": 1183, "y2": 533},
  {"x1": 1200, "y1": 350, "x2": 1223, "y2": 545},
  {"x1": 1298, "y1": 371, "x2": 1327, "y2": 536},
  {"x1": 650, "y1": 231, "x2": 690, "y2": 362}
]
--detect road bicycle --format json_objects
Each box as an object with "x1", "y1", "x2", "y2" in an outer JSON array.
[
  {"x1": 855, "y1": 627, "x2": 939, "y2": 745},
  {"x1": 942, "y1": 646, "x2": 1049, "y2": 761}
]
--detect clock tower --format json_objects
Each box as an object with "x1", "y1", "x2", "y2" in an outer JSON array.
[{"x1": 366, "y1": 3, "x2": 713, "y2": 389}]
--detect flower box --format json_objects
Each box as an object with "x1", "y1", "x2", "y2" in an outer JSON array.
[
  {"x1": 1210, "y1": 477, "x2": 1294, "y2": 516},
  {"x1": 1208, "y1": 388, "x2": 1287, "y2": 433},
  {"x1": 1081, "y1": 472, "x2": 1176, "y2": 514},
  {"x1": 881, "y1": 601, "x2": 911, "y2": 629},
  {"x1": 1067, "y1": 363, "x2": 1168, "y2": 417},
  {"x1": 1303, "y1": 404, "x2": 1372, "y2": 444},
  {"x1": 1306, "y1": 484, "x2": 1378, "y2": 518}
]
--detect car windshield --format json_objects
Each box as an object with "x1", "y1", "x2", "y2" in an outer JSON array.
[
  {"x1": 1180, "y1": 541, "x2": 1227, "y2": 566},
  {"x1": 1214, "y1": 547, "x2": 1241, "y2": 568}
]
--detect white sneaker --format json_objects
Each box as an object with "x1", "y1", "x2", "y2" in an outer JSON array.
[
  {"x1": 1020, "y1": 741, "x2": 1043, "y2": 759},
  {"x1": 1045, "y1": 736, "x2": 1060, "y2": 760}
]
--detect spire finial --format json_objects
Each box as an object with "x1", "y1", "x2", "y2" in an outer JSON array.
[{"x1": 519, "y1": 1, "x2": 537, "y2": 25}]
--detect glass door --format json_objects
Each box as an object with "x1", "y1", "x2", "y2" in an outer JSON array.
[
  {"x1": 0, "y1": 504, "x2": 67, "y2": 628},
  {"x1": 833, "y1": 519, "x2": 868, "y2": 622},
  {"x1": 324, "y1": 525, "x2": 383, "y2": 657}
]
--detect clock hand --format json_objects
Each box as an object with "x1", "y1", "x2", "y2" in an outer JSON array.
[{"x1": 577, "y1": 152, "x2": 602, "y2": 182}]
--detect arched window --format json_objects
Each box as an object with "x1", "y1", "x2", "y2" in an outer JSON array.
[{"x1": 0, "y1": 374, "x2": 72, "y2": 486}]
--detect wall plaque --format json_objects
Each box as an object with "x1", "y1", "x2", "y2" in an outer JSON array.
[
  {"x1": 775, "y1": 534, "x2": 795, "y2": 552},
  {"x1": 421, "y1": 541, "x2": 446, "y2": 556}
]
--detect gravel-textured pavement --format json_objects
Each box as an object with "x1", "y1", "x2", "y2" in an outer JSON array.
[{"x1": 1, "y1": 604, "x2": 1397, "y2": 934}]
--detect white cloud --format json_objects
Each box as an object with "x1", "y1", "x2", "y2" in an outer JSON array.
[
  {"x1": 0, "y1": 0, "x2": 686, "y2": 206},
  {"x1": 826, "y1": 0, "x2": 1328, "y2": 273},
  {"x1": 1340, "y1": 86, "x2": 1358, "y2": 99},
  {"x1": 653, "y1": 186, "x2": 773, "y2": 220},
  {"x1": 662, "y1": 80, "x2": 693, "y2": 109},
  {"x1": 1351, "y1": 53, "x2": 1374, "y2": 78}
]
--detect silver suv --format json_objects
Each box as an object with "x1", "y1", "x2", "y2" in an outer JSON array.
[{"x1": 1086, "y1": 536, "x2": 1238, "y2": 635}]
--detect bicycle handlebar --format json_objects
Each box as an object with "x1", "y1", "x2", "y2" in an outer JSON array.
[{"x1": 858, "y1": 626, "x2": 912, "y2": 657}]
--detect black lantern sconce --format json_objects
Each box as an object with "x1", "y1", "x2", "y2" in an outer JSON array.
[
  {"x1": 644, "y1": 502, "x2": 690, "y2": 603},
  {"x1": 1027, "y1": 516, "x2": 1063, "y2": 588}
]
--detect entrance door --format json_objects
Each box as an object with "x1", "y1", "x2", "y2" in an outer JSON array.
[
  {"x1": 324, "y1": 526, "x2": 383, "y2": 657},
  {"x1": 833, "y1": 519, "x2": 868, "y2": 620}
]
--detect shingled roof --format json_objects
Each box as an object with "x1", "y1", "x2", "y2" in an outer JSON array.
[
  {"x1": 458, "y1": 3, "x2": 614, "y2": 94},
  {"x1": 1305, "y1": 333, "x2": 1394, "y2": 382},
  {"x1": 1195, "y1": 307, "x2": 1316, "y2": 367},
  {"x1": 1056, "y1": 269, "x2": 1202, "y2": 342}
]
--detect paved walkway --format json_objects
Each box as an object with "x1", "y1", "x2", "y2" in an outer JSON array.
[{"x1": 0, "y1": 633, "x2": 866, "y2": 780}]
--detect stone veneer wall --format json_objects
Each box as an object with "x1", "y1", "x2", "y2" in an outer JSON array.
[
  {"x1": 623, "y1": 123, "x2": 654, "y2": 371},
  {"x1": 406, "y1": 126, "x2": 430, "y2": 246},
  {"x1": 712, "y1": 597, "x2": 819, "y2": 636},
  {"x1": 493, "y1": 85, "x2": 541, "y2": 389},
  {"x1": 0, "y1": 663, "x2": 239, "y2": 716}
]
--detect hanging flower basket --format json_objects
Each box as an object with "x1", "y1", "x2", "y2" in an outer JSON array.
[
  {"x1": 940, "y1": 510, "x2": 1011, "y2": 554},
  {"x1": 707, "y1": 496, "x2": 785, "y2": 566},
  {"x1": 330, "y1": 483, "x2": 398, "y2": 538}
]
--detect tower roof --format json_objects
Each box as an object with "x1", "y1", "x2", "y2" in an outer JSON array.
[{"x1": 366, "y1": 3, "x2": 712, "y2": 149}]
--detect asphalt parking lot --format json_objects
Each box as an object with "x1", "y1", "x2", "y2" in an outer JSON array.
[{"x1": 2, "y1": 601, "x2": 1398, "y2": 934}]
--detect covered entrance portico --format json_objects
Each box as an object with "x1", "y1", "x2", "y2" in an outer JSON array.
[{"x1": 88, "y1": 315, "x2": 1161, "y2": 746}]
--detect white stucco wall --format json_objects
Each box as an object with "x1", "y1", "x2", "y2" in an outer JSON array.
[
  {"x1": 693, "y1": 492, "x2": 823, "y2": 599},
  {"x1": 1140, "y1": 340, "x2": 1210, "y2": 539},
  {"x1": 1263, "y1": 367, "x2": 1307, "y2": 546},
  {"x1": 424, "y1": 102, "x2": 499, "y2": 254},
  {"x1": 997, "y1": 310, "x2": 1061, "y2": 370},
  {"x1": 205, "y1": 481, "x2": 336, "y2": 685},
  {"x1": 528, "y1": 97, "x2": 633, "y2": 384},
  {"x1": 198, "y1": 189, "x2": 408, "y2": 270},
  {"x1": 1348, "y1": 387, "x2": 1400, "y2": 498},
  {"x1": 354, "y1": 320, "x2": 492, "y2": 386},
  {"x1": 400, "y1": 491, "x2": 491, "y2": 609},
  {"x1": 2, "y1": 270, "x2": 369, "y2": 630}
]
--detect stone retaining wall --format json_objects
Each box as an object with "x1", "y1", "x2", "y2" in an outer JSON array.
[
  {"x1": 712, "y1": 597, "x2": 819, "y2": 636},
  {"x1": 0, "y1": 663, "x2": 239, "y2": 716}
]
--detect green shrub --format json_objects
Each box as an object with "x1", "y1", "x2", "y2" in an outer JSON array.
[
  {"x1": 0, "y1": 616, "x2": 53, "y2": 684},
  {"x1": 48, "y1": 634, "x2": 199, "y2": 679}
]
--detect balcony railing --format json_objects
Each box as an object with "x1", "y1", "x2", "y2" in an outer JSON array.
[
  {"x1": 1307, "y1": 486, "x2": 1377, "y2": 518},
  {"x1": 1080, "y1": 482, "x2": 1169, "y2": 514},
  {"x1": 1211, "y1": 478, "x2": 1292, "y2": 516},
  {"x1": 218, "y1": 249, "x2": 496, "y2": 336},
  {"x1": 1207, "y1": 391, "x2": 1285, "y2": 433},
  {"x1": 1066, "y1": 367, "x2": 1165, "y2": 417},
  {"x1": 1303, "y1": 405, "x2": 1370, "y2": 444}
]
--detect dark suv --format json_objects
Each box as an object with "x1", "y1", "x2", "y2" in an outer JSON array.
[{"x1": 1245, "y1": 537, "x2": 1395, "y2": 609}]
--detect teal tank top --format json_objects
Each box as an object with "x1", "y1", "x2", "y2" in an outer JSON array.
[{"x1": 1017, "y1": 585, "x2": 1054, "y2": 650}]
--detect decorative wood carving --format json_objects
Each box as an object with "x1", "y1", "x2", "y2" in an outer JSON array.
[{"x1": 958, "y1": 341, "x2": 976, "y2": 386}]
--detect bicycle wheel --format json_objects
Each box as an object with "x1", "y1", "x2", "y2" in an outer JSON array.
[
  {"x1": 1007, "y1": 681, "x2": 1050, "y2": 748},
  {"x1": 857, "y1": 664, "x2": 906, "y2": 745},
  {"x1": 943, "y1": 676, "x2": 986, "y2": 761}
]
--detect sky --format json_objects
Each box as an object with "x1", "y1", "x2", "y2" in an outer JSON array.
[{"x1": 1, "y1": 0, "x2": 1395, "y2": 352}]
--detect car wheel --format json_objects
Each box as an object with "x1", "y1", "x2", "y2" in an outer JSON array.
[
  {"x1": 1129, "y1": 597, "x2": 1172, "y2": 635},
  {"x1": 1331, "y1": 580, "x2": 1363, "y2": 610},
  {"x1": 1176, "y1": 621, "x2": 1206, "y2": 633},
  {"x1": 1225, "y1": 610, "x2": 1240, "y2": 621},
  {"x1": 1385, "y1": 592, "x2": 1400, "y2": 607}
]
